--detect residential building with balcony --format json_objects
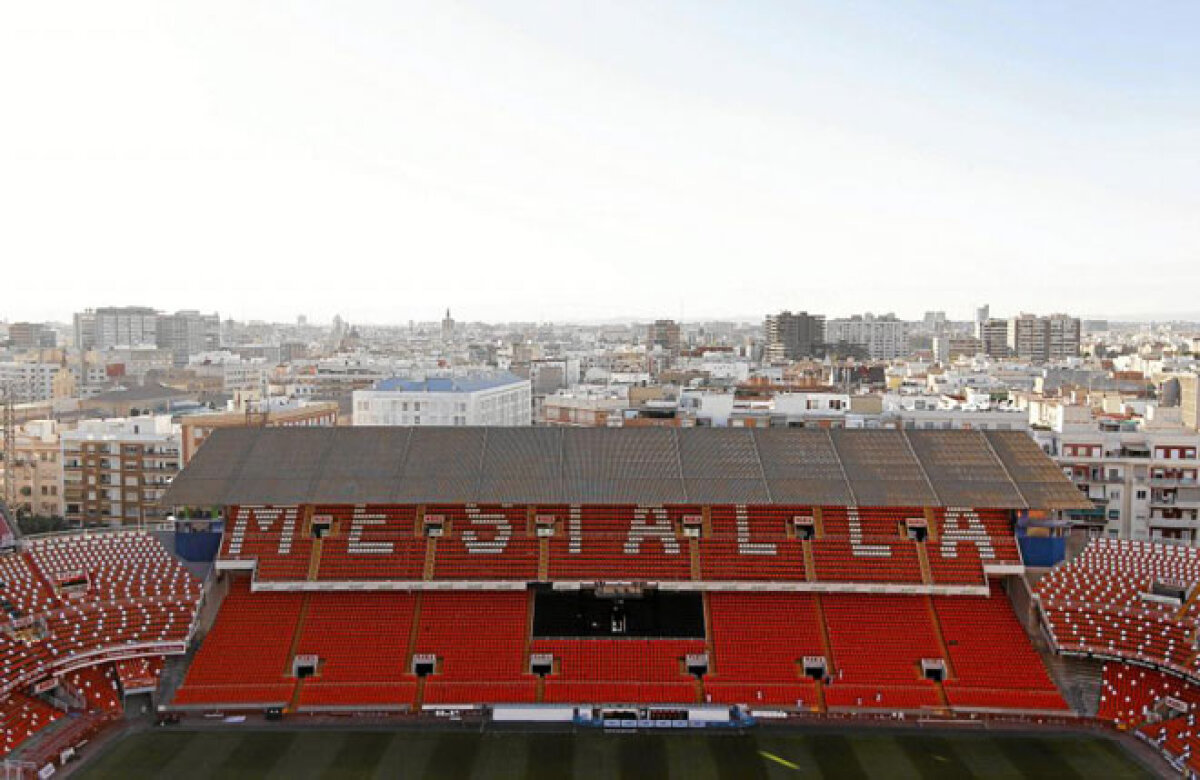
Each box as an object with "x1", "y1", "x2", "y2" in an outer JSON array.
[
  {"x1": 1031, "y1": 427, "x2": 1200, "y2": 544},
  {"x1": 60, "y1": 416, "x2": 181, "y2": 527}
]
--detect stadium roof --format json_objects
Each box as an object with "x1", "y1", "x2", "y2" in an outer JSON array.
[
  {"x1": 163, "y1": 427, "x2": 1091, "y2": 510},
  {"x1": 372, "y1": 373, "x2": 527, "y2": 393}
]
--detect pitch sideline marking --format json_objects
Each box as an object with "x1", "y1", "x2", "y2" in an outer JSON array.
[{"x1": 759, "y1": 750, "x2": 801, "y2": 770}]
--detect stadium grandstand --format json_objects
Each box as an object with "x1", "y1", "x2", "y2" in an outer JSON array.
[
  {"x1": 159, "y1": 427, "x2": 1086, "y2": 718},
  {"x1": 0, "y1": 426, "x2": 1185, "y2": 776}
]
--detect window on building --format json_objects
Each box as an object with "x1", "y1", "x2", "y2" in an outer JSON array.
[{"x1": 1136, "y1": 490, "x2": 1147, "y2": 500}]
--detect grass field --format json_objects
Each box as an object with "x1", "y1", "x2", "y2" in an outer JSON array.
[{"x1": 77, "y1": 727, "x2": 1157, "y2": 779}]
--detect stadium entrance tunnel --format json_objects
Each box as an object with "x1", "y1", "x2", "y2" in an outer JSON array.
[
  {"x1": 802, "y1": 655, "x2": 828, "y2": 681},
  {"x1": 921, "y1": 658, "x2": 947, "y2": 683},
  {"x1": 292, "y1": 654, "x2": 319, "y2": 679},
  {"x1": 531, "y1": 585, "x2": 704, "y2": 639}
]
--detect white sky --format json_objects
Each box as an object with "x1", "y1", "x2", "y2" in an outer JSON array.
[{"x1": 2, "y1": 1, "x2": 1197, "y2": 324}]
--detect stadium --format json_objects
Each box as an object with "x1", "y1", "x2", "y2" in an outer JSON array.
[{"x1": 0, "y1": 427, "x2": 1191, "y2": 777}]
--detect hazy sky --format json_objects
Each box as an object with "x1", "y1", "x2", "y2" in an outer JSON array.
[{"x1": 2, "y1": 2, "x2": 1197, "y2": 325}]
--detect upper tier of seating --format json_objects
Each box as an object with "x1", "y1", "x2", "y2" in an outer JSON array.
[
  {"x1": 0, "y1": 532, "x2": 200, "y2": 700},
  {"x1": 1035, "y1": 538, "x2": 1200, "y2": 678},
  {"x1": 218, "y1": 503, "x2": 1019, "y2": 585}
]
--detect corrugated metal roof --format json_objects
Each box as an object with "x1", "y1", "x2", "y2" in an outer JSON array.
[{"x1": 162, "y1": 427, "x2": 1093, "y2": 510}]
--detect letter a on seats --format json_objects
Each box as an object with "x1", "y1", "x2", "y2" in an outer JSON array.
[{"x1": 625, "y1": 507, "x2": 680, "y2": 555}]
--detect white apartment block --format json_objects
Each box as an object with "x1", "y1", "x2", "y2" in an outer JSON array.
[
  {"x1": 0, "y1": 362, "x2": 66, "y2": 403},
  {"x1": 825, "y1": 315, "x2": 909, "y2": 360},
  {"x1": 353, "y1": 373, "x2": 532, "y2": 426},
  {"x1": 1031, "y1": 427, "x2": 1200, "y2": 545},
  {"x1": 188, "y1": 351, "x2": 268, "y2": 393}
]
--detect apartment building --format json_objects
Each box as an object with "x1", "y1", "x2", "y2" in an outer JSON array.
[
  {"x1": 646, "y1": 320, "x2": 682, "y2": 355},
  {"x1": 976, "y1": 318, "x2": 1011, "y2": 358},
  {"x1": 188, "y1": 352, "x2": 268, "y2": 393},
  {"x1": 61, "y1": 416, "x2": 181, "y2": 527},
  {"x1": 825, "y1": 314, "x2": 909, "y2": 360},
  {"x1": 763, "y1": 311, "x2": 825, "y2": 362},
  {"x1": 0, "y1": 362, "x2": 69, "y2": 403},
  {"x1": 932, "y1": 336, "x2": 983, "y2": 363},
  {"x1": 353, "y1": 373, "x2": 532, "y2": 426},
  {"x1": 7, "y1": 323, "x2": 56, "y2": 350},
  {"x1": 0, "y1": 420, "x2": 63, "y2": 518},
  {"x1": 1032, "y1": 427, "x2": 1200, "y2": 544},
  {"x1": 157, "y1": 310, "x2": 221, "y2": 366},
  {"x1": 1007, "y1": 313, "x2": 1081, "y2": 363}
]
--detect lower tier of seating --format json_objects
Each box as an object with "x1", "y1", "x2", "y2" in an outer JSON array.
[
  {"x1": 1096, "y1": 661, "x2": 1200, "y2": 774},
  {"x1": 173, "y1": 578, "x2": 1066, "y2": 715}
]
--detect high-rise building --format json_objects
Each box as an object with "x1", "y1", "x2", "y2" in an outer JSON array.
[
  {"x1": 157, "y1": 310, "x2": 220, "y2": 366},
  {"x1": 441, "y1": 309, "x2": 455, "y2": 341},
  {"x1": 7, "y1": 322, "x2": 55, "y2": 350},
  {"x1": 78, "y1": 306, "x2": 159, "y2": 350},
  {"x1": 73, "y1": 310, "x2": 96, "y2": 350},
  {"x1": 1006, "y1": 313, "x2": 1081, "y2": 363},
  {"x1": 1046, "y1": 314, "x2": 1082, "y2": 361},
  {"x1": 647, "y1": 319, "x2": 681, "y2": 355},
  {"x1": 763, "y1": 311, "x2": 825, "y2": 362},
  {"x1": 825, "y1": 313, "x2": 908, "y2": 360},
  {"x1": 977, "y1": 318, "x2": 1011, "y2": 358}
]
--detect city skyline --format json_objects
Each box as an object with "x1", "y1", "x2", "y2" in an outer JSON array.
[
  {"x1": 2, "y1": 302, "x2": 1195, "y2": 330},
  {"x1": 3, "y1": 2, "x2": 1197, "y2": 324}
]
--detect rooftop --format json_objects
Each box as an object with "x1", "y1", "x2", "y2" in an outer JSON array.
[{"x1": 371, "y1": 372, "x2": 527, "y2": 393}]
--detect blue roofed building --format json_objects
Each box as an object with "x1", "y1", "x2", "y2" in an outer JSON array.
[{"x1": 352, "y1": 372, "x2": 532, "y2": 426}]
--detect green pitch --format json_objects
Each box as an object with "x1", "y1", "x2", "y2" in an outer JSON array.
[{"x1": 78, "y1": 727, "x2": 1156, "y2": 779}]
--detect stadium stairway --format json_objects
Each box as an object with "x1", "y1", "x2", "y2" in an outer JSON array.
[
  {"x1": 916, "y1": 544, "x2": 933, "y2": 585},
  {"x1": 285, "y1": 594, "x2": 314, "y2": 712},
  {"x1": 1043, "y1": 655, "x2": 1103, "y2": 717},
  {"x1": 306, "y1": 538, "x2": 323, "y2": 581},
  {"x1": 925, "y1": 596, "x2": 956, "y2": 679},
  {"x1": 812, "y1": 594, "x2": 836, "y2": 675}
]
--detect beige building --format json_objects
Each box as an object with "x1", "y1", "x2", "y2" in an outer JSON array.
[
  {"x1": 0, "y1": 420, "x2": 64, "y2": 518},
  {"x1": 180, "y1": 400, "x2": 339, "y2": 464}
]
